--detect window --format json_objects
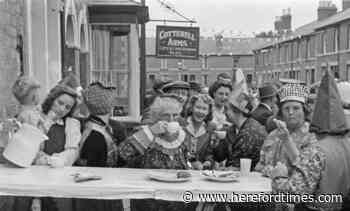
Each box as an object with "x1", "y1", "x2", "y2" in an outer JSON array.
[
  {"x1": 347, "y1": 25, "x2": 350, "y2": 49},
  {"x1": 181, "y1": 74, "x2": 188, "y2": 82},
  {"x1": 90, "y1": 25, "x2": 130, "y2": 115},
  {"x1": 334, "y1": 28, "x2": 338, "y2": 52},
  {"x1": 306, "y1": 39, "x2": 310, "y2": 59},
  {"x1": 347, "y1": 64, "x2": 350, "y2": 80},
  {"x1": 331, "y1": 65, "x2": 339, "y2": 79},
  {"x1": 322, "y1": 32, "x2": 327, "y2": 54},
  {"x1": 161, "y1": 59, "x2": 167, "y2": 70},
  {"x1": 201, "y1": 57, "x2": 207, "y2": 69},
  {"x1": 203, "y1": 74, "x2": 208, "y2": 85},
  {"x1": 189, "y1": 74, "x2": 196, "y2": 81}
]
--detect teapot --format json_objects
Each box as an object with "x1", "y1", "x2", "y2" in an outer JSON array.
[{"x1": 3, "y1": 123, "x2": 48, "y2": 167}]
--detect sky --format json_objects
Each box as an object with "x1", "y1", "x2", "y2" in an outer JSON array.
[{"x1": 145, "y1": 0, "x2": 344, "y2": 37}]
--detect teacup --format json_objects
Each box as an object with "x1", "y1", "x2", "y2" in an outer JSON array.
[
  {"x1": 167, "y1": 122, "x2": 180, "y2": 134},
  {"x1": 214, "y1": 130, "x2": 227, "y2": 139}
]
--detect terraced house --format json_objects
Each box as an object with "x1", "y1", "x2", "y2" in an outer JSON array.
[{"x1": 254, "y1": 0, "x2": 350, "y2": 85}]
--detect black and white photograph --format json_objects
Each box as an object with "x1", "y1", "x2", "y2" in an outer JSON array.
[{"x1": 0, "y1": 0, "x2": 350, "y2": 210}]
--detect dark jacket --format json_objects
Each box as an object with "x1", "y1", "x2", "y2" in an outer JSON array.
[{"x1": 251, "y1": 104, "x2": 273, "y2": 126}]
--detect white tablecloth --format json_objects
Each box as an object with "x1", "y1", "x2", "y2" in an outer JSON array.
[{"x1": 0, "y1": 164, "x2": 271, "y2": 202}]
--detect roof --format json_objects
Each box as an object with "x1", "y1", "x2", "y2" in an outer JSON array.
[
  {"x1": 146, "y1": 37, "x2": 271, "y2": 55},
  {"x1": 255, "y1": 8, "x2": 350, "y2": 51},
  {"x1": 316, "y1": 7, "x2": 350, "y2": 29},
  {"x1": 255, "y1": 21, "x2": 320, "y2": 50},
  {"x1": 293, "y1": 20, "x2": 320, "y2": 37}
]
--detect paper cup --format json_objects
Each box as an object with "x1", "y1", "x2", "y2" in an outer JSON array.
[{"x1": 240, "y1": 158, "x2": 252, "y2": 176}]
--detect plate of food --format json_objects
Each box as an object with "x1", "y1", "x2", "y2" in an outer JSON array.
[
  {"x1": 147, "y1": 171, "x2": 192, "y2": 183},
  {"x1": 201, "y1": 170, "x2": 240, "y2": 182}
]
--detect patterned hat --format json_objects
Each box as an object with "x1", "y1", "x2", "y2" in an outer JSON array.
[
  {"x1": 12, "y1": 75, "x2": 40, "y2": 104},
  {"x1": 83, "y1": 82, "x2": 116, "y2": 115},
  {"x1": 228, "y1": 92, "x2": 251, "y2": 114},
  {"x1": 279, "y1": 83, "x2": 310, "y2": 104}
]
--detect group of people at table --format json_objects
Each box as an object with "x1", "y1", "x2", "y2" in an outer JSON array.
[{"x1": 0, "y1": 70, "x2": 350, "y2": 211}]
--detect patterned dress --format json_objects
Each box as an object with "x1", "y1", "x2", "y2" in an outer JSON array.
[
  {"x1": 125, "y1": 127, "x2": 189, "y2": 211},
  {"x1": 255, "y1": 122, "x2": 317, "y2": 177},
  {"x1": 183, "y1": 117, "x2": 214, "y2": 164},
  {"x1": 272, "y1": 136, "x2": 350, "y2": 211}
]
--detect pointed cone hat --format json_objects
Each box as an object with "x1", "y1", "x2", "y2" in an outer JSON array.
[{"x1": 310, "y1": 70, "x2": 349, "y2": 134}]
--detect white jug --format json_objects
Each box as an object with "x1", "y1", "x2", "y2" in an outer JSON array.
[{"x1": 3, "y1": 123, "x2": 48, "y2": 167}]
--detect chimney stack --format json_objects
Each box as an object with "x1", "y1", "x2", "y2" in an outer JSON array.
[
  {"x1": 274, "y1": 16, "x2": 282, "y2": 34},
  {"x1": 343, "y1": 0, "x2": 350, "y2": 10},
  {"x1": 318, "y1": 1, "x2": 337, "y2": 21},
  {"x1": 281, "y1": 8, "x2": 292, "y2": 32}
]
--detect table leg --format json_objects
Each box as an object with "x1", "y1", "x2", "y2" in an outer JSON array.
[{"x1": 122, "y1": 199, "x2": 131, "y2": 211}]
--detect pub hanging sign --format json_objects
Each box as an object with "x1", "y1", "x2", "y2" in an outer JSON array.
[{"x1": 156, "y1": 25, "x2": 200, "y2": 59}]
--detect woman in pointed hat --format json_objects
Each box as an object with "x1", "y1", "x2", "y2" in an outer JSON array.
[{"x1": 271, "y1": 71, "x2": 350, "y2": 211}]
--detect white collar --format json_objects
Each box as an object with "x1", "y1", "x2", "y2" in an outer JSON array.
[
  {"x1": 154, "y1": 129, "x2": 186, "y2": 149},
  {"x1": 186, "y1": 117, "x2": 206, "y2": 137}
]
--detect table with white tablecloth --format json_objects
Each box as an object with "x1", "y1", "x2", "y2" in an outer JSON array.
[{"x1": 0, "y1": 164, "x2": 271, "y2": 210}]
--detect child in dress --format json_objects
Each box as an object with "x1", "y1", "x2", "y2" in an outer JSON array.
[{"x1": 11, "y1": 76, "x2": 43, "y2": 211}]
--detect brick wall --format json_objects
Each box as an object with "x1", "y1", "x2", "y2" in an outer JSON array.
[{"x1": 0, "y1": 0, "x2": 24, "y2": 117}]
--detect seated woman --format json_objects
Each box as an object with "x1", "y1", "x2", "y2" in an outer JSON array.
[
  {"x1": 75, "y1": 82, "x2": 122, "y2": 211},
  {"x1": 255, "y1": 83, "x2": 317, "y2": 177},
  {"x1": 12, "y1": 81, "x2": 81, "y2": 211},
  {"x1": 119, "y1": 94, "x2": 189, "y2": 211},
  {"x1": 182, "y1": 94, "x2": 216, "y2": 170}
]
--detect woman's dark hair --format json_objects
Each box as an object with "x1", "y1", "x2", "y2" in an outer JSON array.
[
  {"x1": 184, "y1": 94, "x2": 213, "y2": 123},
  {"x1": 208, "y1": 81, "x2": 233, "y2": 99},
  {"x1": 41, "y1": 86, "x2": 78, "y2": 119},
  {"x1": 277, "y1": 100, "x2": 310, "y2": 122}
]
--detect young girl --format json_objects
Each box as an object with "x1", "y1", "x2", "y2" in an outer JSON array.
[{"x1": 183, "y1": 94, "x2": 216, "y2": 170}]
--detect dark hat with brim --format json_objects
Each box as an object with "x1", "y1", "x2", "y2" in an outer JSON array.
[
  {"x1": 161, "y1": 81, "x2": 190, "y2": 93},
  {"x1": 259, "y1": 85, "x2": 277, "y2": 99}
]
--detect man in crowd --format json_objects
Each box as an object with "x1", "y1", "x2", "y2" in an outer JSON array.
[{"x1": 251, "y1": 84, "x2": 278, "y2": 127}]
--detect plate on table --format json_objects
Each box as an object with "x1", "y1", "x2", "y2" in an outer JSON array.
[
  {"x1": 201, "y1": 170, "x2": 240, "y2": 182},
  {"x1": 147, "y1": 171, "x2": 191, "y2": 183}
]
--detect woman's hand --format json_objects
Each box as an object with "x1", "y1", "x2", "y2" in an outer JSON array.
[
  {"x1": 149, "y1": 121, "x2": 167, "y2": 135},
  {"x1": 34, "y1": 152, "x2": 50, "y2": 165},
  {"x1": 191, "y1": 161, "x2": 203, "y2": 170},
  {"x1": 271, "y1": 162, "x2": 288, "y2": 179},
  {"x1": 273, "y1": 119, "x2": 290, "y2": 140}
]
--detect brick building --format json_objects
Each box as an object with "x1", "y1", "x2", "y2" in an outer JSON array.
[
  {"x1": 254, "y1": 0, "x2": 350, "y2": 86},
  {"x1": 146, "y1": 37, "x2": 271, "y2": 88}
]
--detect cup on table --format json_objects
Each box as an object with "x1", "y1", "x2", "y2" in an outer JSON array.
[{"x1": 240, "y1": 158, "x2": 252, "y2": 176}]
